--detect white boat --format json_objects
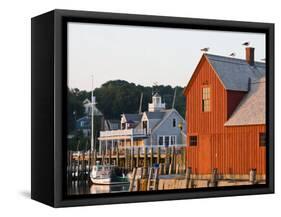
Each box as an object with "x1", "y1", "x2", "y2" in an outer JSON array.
[{"x1": 90, "y1": 162, "x2": 129, "y2": 185}]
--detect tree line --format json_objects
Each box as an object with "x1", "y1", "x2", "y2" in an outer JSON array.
[{"x1": 67, "y1": 80, "x2": 186, "y2": 150}]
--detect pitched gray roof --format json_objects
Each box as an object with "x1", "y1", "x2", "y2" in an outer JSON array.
[
  {"x1": 206, "y1": 54, "x2": 265, "y2": 91},
  {"x1": 151, "y1": 109, "x2": 185, "y2": 132},
  {"x1": 123, "y1": 113, "x2": 142, "y2": 123},
  {"x1": 142, "y1": 110, "x2": 172, "y2": 130},
  {"x1": 153, "y1": 92, "x2": 161, "y2": 97},
  {"x1": 146, "y1": 111, "x2": 165, "y2": 119},
  {"x1": 224, "y1": 76, "x2": 265, "y2": 126}
]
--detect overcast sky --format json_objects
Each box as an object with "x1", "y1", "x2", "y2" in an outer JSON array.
[{"x1": 67, "y1": 22, "x2": 265, "y2": 91}]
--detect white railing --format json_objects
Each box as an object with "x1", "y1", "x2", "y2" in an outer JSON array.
[
  {"x1": 99, "y1": 128, "x2": 151, "y2": 138},
  {"x1": 98, "y1": 144, "x2": 187, "y2": 156}
]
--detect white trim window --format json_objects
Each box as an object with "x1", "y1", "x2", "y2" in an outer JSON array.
[
  {"x1": 170, "y1": 136, "x2": 176, "y2": 145},
  {"x1": 172, "y1": 118, "x2": 176, "y2": 127},
  {"x1": 158, "y1": 135, "x2": 177, "y2": 146},
  {"x1": 164, "y1": 136, "x2": 169, "y2": 146},
  {"x1": 158, "y1": 136, "x2": 164, "y2": 146}
]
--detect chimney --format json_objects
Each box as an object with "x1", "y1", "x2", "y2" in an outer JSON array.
[{"x1": 245, "y1": 47, "x2": 255, "y2": 66}]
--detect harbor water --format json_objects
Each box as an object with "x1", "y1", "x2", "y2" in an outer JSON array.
[{"x1": 67, "y1": 180, "x2": 130, "y2": 195}]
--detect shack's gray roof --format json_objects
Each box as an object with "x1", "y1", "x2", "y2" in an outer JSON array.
[
  {"x1": 206, "y1": 54, "x2": 265, "y2": 91},
  {"x1": 225, "y1": 76, "x2": 265, "y2": 126},
  {"x1": 123, "y1": 113, "x2": 142, "y2": 123}
]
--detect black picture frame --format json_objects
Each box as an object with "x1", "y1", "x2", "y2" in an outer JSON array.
[{"x1": 31, "y1": 9, "x2": 274, "y2": 207}]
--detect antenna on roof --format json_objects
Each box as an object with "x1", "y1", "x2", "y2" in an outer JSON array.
[
  {"x1": 172, "y1": 87, "x2": 177, "y2": 109},
  {"x1": 152, "y1": 81, "x2": 158, "y2": 95},
  {"x1": 138, "y1": 92, "x2": 143, "y2": 114}
]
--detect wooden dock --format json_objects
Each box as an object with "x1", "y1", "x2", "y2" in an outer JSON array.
[
  {"x1": 67, "y1": 146, "x2": 266, "y2": 191},
  {"x1": 67, "y1": 146, "x2": 186, "y2": 180}
]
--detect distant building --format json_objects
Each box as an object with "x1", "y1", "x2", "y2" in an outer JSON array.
[
  {"x1": 184, "y1": 47, "x2": 266, "y2": 176},
  {"x1": 104, "y1": 119, "x2": 120, "y2": 131},
  {"x1": 76, "y1": 116, "x2": 91, "y2": 136},
  {"x1": 76, "y1": 98, "x2": 104, "y2": 136},
  {"x1": 98, "y1": 93, "x2": 186, "y2": 154},
  {"x1": 83, "y1": 99, "x2": 103, "y2": 116}
]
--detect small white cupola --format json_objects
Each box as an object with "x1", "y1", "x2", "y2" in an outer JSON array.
[{"x1": 148, "y1": 92, "x2": 166, "y2": 112}]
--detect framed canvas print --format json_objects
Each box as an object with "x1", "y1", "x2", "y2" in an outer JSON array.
[{"x1": 31, "y1": 9, "x2": 274, "y2": 207}]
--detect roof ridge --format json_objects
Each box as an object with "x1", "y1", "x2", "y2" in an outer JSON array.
[
  {"x1": 205, "y1": 53, "x2": 265, "y2": 65},
  {"x1": 151, "y1": 109, "x2": 173, "y2": 131}
]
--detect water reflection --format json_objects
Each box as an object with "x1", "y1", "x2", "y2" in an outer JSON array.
[
  {"x1": 68, "y1": 180, "x2": 129, "y2": 195},
  {"x1": 90, "y1": 183, "x2": 129, "y2": 194}
]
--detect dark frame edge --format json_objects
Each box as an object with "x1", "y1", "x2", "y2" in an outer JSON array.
[
  {"x1": 267, "y1": 23, "x2": 275, "y2": 194},
  {"x1": 31, "y1": 10, "x2": 56, "y2": 207}
]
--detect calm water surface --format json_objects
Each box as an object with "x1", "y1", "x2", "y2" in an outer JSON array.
[{"x1": 67, "y1": 180, "x2": 130, "y2": 195}]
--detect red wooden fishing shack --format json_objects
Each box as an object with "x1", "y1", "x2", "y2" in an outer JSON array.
[{"x1": 184, "y1": 47, "x2": 266, "y2": 177}]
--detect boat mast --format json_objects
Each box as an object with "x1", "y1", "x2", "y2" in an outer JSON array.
[
  {"x1": 91, "y1": 75, "x2": 95, "y2": 153},
  {"x1": 172, "y1": 87, "x2": 177, "y2": 109},
  {"x1": 138, "y1": 92, "x2": 143, "y2": 114}
]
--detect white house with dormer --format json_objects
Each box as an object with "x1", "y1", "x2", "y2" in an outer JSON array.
[{"x1": 98, "y1": 92, "x2": 186, "y2": 154}]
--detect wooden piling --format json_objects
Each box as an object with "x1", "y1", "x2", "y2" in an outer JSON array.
[
  {"x1": 140, "y1": 179, "x2": 148, "y2": 191},
  {"x1": 182, "y1": 146, "x2": 186, "y2": 172},
  {"x1": 249, "y1": 168, "x2": 257, "y2": 184},
  {"x1": 142, "y1": 167, "x2": 148, "y2": 179},
  {"x1": 76, "y1": 153, "x2": 79, "y2": 179},
  {"x1": 168, "y1": 163, "x2": 172, "y2": 175},
  {"x1": 94, "y1": 150, "x2": 97, "y2": 165},
  {"x1": 129, "y1": 167, "x2": 137, "y2": 192},
  {"x1": 135, "y1": 179, "x2": 140, "y2": 192},
  {"x1": 150, "y1": 147, "x2": 153, "y2": 167},
  {"x1": 71, "y1": 152, "x2": 74, "y2": 179},
  {"x1": 143, "y1": 147, "x2": 147, "y2": 169},
  {"x1": 164, "y1": 146, "x2": 169, "y2": 175},
  {"x1": 81, "y1": 151, "x2": 85, "y2": 180},
  {"x1": 175, "y1": 163, "x2": 179, "y2": 174},
  {"x1": 147, "y1": 167, "x2": 153, "y2": 191},
  {"x1": 153, "y1": 167, "x2": 159, "y2": 191},
  {"x1": 68, "y1": 151, "x2": 72, "y2": 177},
  {"x1": 109, "y1": 148, "x2": 112, "y2": 165},
  {"x1": 136, "y1": 147, "x2": 140, "y2": 167},
  {"x1": 185, "y1": 167, "x2": 192, "y2": 188},
  {"x1": 159, "y1": 163, "x2": 163, "y2": 175},
  {"x1": 125, "y1": 148, "x2": 128, "y2": 169},
  {"x1": 131, "y1": 147, "x2": 134, "y2": 169},
  {"x1": 171, "y1": 146, "x2": 175, "y2": 173},
  {"x1": 116, "y1": 147, "x2": 120, "y2": 167},
  {"x1": 209, "y1": 168, "x2": 218, "y2": 187},
  {"x1": 157, "y1": 147, "x2": 160, "y2": 164},
  {"x1": 87, "y1": 151, "x2": 90, "y2": 176}
]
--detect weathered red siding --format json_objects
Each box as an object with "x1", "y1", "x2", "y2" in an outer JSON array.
[{"x1": 184, "y1": 55, "x2": 266, "y2": 175}]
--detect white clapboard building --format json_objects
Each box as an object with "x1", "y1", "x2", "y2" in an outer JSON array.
[{"x1": 98, "y1": 92, "x2": 186, "y2": 154}]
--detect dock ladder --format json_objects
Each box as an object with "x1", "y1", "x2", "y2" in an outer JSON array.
[{"x1": 147, "y1": 165, "x2": 159, "y2": 191}]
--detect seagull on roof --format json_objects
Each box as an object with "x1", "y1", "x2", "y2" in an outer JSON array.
[
  {"x1": 229, "y1": 52, "x2": 236, "y2": 57},
  {"x1": 201, "y1": 47, "x2": 210, "y2": 52},
  {"x1": 242, "y1": 41, "x2": 250, "y2": 46}
]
